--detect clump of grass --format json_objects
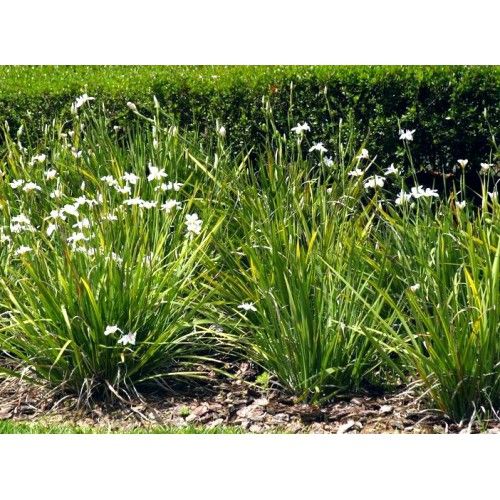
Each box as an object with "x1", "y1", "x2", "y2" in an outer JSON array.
[{"x1": 0, "y1": 105, "x2": 223, "y2": 399}]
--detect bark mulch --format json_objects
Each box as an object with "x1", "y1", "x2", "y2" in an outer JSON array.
[{"x1": 1, "y1": 363, "x2": 499, "y2": 434}]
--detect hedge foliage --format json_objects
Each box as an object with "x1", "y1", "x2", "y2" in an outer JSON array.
[{"x1": 1, "y1": 66, "x2": 498, "y2": 171}]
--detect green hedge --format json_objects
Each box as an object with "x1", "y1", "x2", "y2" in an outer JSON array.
[{"x1": 1, "y1": 66, "x2": 498, "y2": 171}]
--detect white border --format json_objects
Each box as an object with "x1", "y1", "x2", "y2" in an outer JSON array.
[
  {"x1": 0, "y1": 434, "x2": 498, "y2": 499},
  {"x1": 0, "y1": 1, "x2": 498, "y2": 64}
]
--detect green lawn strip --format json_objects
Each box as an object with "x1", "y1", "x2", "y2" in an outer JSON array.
[{"x1": 0, "y1": 419, "x2": 245, "y2": 434}]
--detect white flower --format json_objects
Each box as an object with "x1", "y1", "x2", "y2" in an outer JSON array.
[
  {"x1": 218, "y1": 126, "x2": 226, "y2": 138},
  {"x1": 102, "y1": 213, "x2": 118, "y2": 221},
  {"x1": 238, "y1": 302, "x2": 257, "y2": 312},
  {"x1": 123, "y1": 172, "x2": 140, "y2": 185},
  {"x1": 347, "y1": 168, "x2": 363, "y2": 177},
  {"x1": 67, "y1": 232, "x2": 89, "y2": 244},
  {"x1": 291, "y1": 122, "x2": 311, "y2": 135},
  {"x1": 140, "y1": 200, "x2": 157, "y2": 209},
  {"x1": 488, "y1": 191, "x2": 498, "y2": 202},
  {"x1": 71, "y1": 148, "x2": 82, "y2": 158},
  {"x1": 72, "y1": 94, "x2": 95, "y2": 113},
  {"x1": 161, "y1": 200, "x2": 182, "y2": 213},
  {"x1": 123, "y1": 197, "x2": 145, "y2": 206},
  {"x1": 113, "y1": 125, "x2": 122, "y2": 132},
  {"x1": 384, "y1": 164, "x2": 399, "y2": 176},
  {"x1": 480, "y1": 162, "x2": 493, "y2": 173},
  {"x1": 456, "y1": 200, "x2": 466, "y2": 209},
  {"x1": 22, "y1": 182, "x2": 42, "y2": 192},
  {"x1": 0, "y1": 232, "x2": 11, "y2": 244},
  {"x1": 309, "y1": 142, "x2": 328, "y2": 153},
  {"x1": 72, "y1": 218, "x2": 90, "y2": 230},
  {"x1": 322, "y1": 156, "x2": 334, "y2": 167},
  {"x1": 409, "y1": 283, "x2": 420, "y2": 292},
  {"x1": 399, "y1": 129, "x2": 415, "y2": 141},
  {"x1": 11, "y1": 214, "x2": 32, "y2": 228},
  {"x1": 45, "y1": 169, "x2": 57, "y2": 180},
  {"x1": 9, "y1": 179, "x2": 25, "y2": 189},
  {"x1": 61, "y1": 204, "x2": 79, "y2": 218},
  {"x1": 49, "y1": 209, "x2": 66, "y2": 221},
  {"x1": 395, "y1": 190, "x2": 412, "y2": 205},
  {"x1": 147, "y1": 163, "x2": 168, "y2": 182},
  {"x1": 363, "y1": 176, "x2": 385, "y2": 189},
  {"x1": 423, "y1": 188, "x2": 439, "y2": 198},
  {"x1": 110, "y1": 252, "x2": 123, "y2": 265},
  {"x1": 115, "y1": 185, "x2": 132, "y2": 195},
  {"x1": 30, "y1": 153, "x2": 46, "y2": 165},
  {"x1": 14, "y1": 245, "x2": 32, "y2": 256},
  {"x1": 101, "y1": 175, "x2": 118, "y2": 187},
  {"x1": 46, "y1": 223, "x2": 58, "y2": 236},
  {"x1": 155, "y1": 181, "x2": 183, "y2": 192},
  {"x1": 185, "y1": 213, "x2": 203, "y2": 236},
  {"x1": 457, "y1": 159, "x2": 468, "y2": 168},
  {"x1": 127, "y1": 102, "x2": 138, "y2": 112},
  {"x1": 104, "y1": 325, "x2": 121, "y2": 336},
  {"x1": 50, "y1": 189, "x2": 63, "y2": 199},
  {"x1": 410, "y1": 186, "x2": 426, "y2": 199},
  {"x1": 117, "y1": 331, "x2": 136, "y2": 346},
  {"x1": 356, "y1": 149, "x2": 369, "y2": 160}
]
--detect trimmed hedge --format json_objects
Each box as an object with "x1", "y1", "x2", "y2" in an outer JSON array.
[{"x1": 1, "y1": 66, "x2": 498, "y2": 171}]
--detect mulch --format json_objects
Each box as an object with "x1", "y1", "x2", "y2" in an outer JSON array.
[{"x1": 1, "y1": 363, "x2": 499, "y2": 434}]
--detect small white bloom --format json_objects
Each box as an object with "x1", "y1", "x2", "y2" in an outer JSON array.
[
  {"x1": 423, "y1": 188, "x2": 439, "y2": 198},
  {"x1": 11, "y1": 214, "x2": 31, "y2": 225},
  {"x1": 22, "y1": 182, "x2": 42, "y2": 192},
  {"x1": 9, "y1": 179, "x2": 25, "y2": 189},
  {"x1": 363, "y1": 176, "x2": 385, "y2": 189},
  {"x1": 457, "y1": 159, "x2": 468, "y2": 168},
  {"x1": 50, "y1": 189, "x2": 63, "y2": 199},
  {"x1": 291, "y1": 122, "x2": 311, "y2": 135},
  {"x1": 71, "y1": 148, "x2": 82, "y2": 158},
  {"x1": 67, "y1": 232, "x2": 89, "y2": 244},
  {"x1": 456, "y1": 200, "x2": 466, "y2": 209},
  {"x1": 347, "y1": 168, "x2": 364, "y2": 177},
  {"x1": 147, "y1": 163, "x2": 168, "y2": 182},
  {"x1": 14, "y1": 245, "x2": 32, "y2": 256},
  {"x1": 49, "y1": 209, "x2": 66, "y2": 221},
  {"x1": 395, "y1": 190, "x2": 412, "y2": 205},
  {"x1": 409, "y1": 283, "x2": 420, "y2": 292},
  {"x1": 384, "y1": 164, "x2": 399, "y2": 176},
  {"x1": 322, "y1": 156, "x2": 334, "y2": 167},
  {"x1": 123, "y1": 197, "x2": 145, "y2": 206},
  {"x1": 127, "y1": 102, "x2": 138, "y2": 112},
  {"x1": 488, "y1": 191, "x2": 498, "y2": 202},
  {"x1": 104, "y1": 325, "x2": 120, "y2": 336},
  {"x1": 480, "y1": 162, "x2": 493, "y2": 173},
  {"x1": 115, "y1": 185, "x2": 132, "y2": 195},
  {"x1": 72, "y1": 94, "x2": 95, "y2": 112},
  {"x1": 122, "y1": 172, "x2": 140, "y2": 185},
  {"x1": 185, "y1": 213, "x2": 203, "y2": 236},
  {"x1": 218, "y1": 126, "x2": 226, "y2": 138},
  {"x1": 140, "y1": 200, "x2": 157, "y2": 209},
  {"x1": 46, "y1": 223, "x2": 58, "y2": 236},
  {"x1": 399, "y1": 129, "x2": 415, "y2": 141},
  {"x1": 45, "y1": 169, "x2": 57, "y2": 180},
  {"x1": 30, "y1": 153, "x2": 46, "y2": 165},
  {"x1": 356, "y1": 149, "x2": 369, "y2": 160},
  {"x1": 72, "y1": 218, "x2": 90, "y2": 230},
  {"x1": 102, "y1": 213, "x2": 118, "y2": 221},
  {"x1": 309, "y1": 142, "x2": 328, "y2": 153},
  {"x1": 161, "y1": 200, "x2": 182, "y2": 213},
  {"x1": 117, "y1": 331, "x2": 136, "y2": 346},
  {"x1": 101, "y1": 175, "x2": 118, "y2": 187},
  {"x1": 238, "y1": 302, "x2": 257, "y2": 312},
  {"x1": 410, "y1": 185, "x2": 426, "y2": 199}
]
